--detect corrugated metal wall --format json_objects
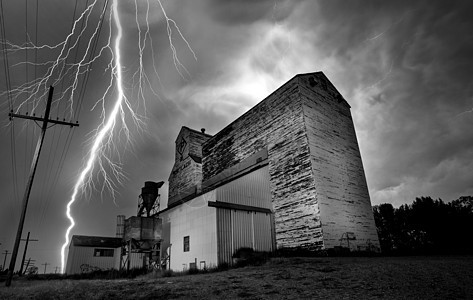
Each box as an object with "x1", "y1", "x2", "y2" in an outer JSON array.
[
  {"x1": 217, "y1": 208, "x2": 232, "y2": 265},
  {"x1": 217, "y1": 209, "x2": 274, "y2": 265},
  {"x1": 232, "y1": 210, "x2": 253, "y2": 250},
  {"x1": 216, "y1": 165, "x2": 272, "y2": 209},
  {"x1": 215, "y1": 165, "x2": 275, "y2": 265},
  {"x1": 253, "y1": 212, "x2": 274, "y2": 251},
  {"x1": 121, "y1": 252, "x2": 146, "y2": 270},
  {"x1": 65, "y1": 245, "x2": 76, "y2": 274},
  {"x1": 65, "y1": 246, "x2": 120, "y2": 274}
]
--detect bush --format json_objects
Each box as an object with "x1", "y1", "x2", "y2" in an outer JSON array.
[
  {"x1": 216, "y1": 262, "x2": 229, "y2": 271},
  {"x1": 232, "y1": 247, "x2": 269, "y2": 267}
]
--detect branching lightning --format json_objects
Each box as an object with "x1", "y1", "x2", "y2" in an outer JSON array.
[
  {"x1": 60, "y1": 0, "x2": 126, "y2": 274},
  {"x1": 59, "y1": 0, "x2": 196, "y2": 274},
  {"x1": 1, "y1": 0, "x2": 195, "y2": 274}
]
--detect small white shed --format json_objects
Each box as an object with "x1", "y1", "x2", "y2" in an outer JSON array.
[{"x1": 65, "y1": 235, "x2": 122, "y2": 274}]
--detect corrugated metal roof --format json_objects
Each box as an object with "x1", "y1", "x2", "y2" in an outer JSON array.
[{"x1": 71, "y1": 235, "x2": 122, "y2": 248}]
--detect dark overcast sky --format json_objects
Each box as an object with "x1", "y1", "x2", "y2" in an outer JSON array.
[{"x1": 1, "y1": 0, "x2": 472, "y2": 272}]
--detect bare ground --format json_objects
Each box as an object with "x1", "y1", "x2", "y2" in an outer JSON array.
[{"x1": 1, "y1": 256, "x2": 472, "y2": 299}]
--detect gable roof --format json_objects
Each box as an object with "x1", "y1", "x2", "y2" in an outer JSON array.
[
  {"x1": 175, "y1": 126, "x2": 213, "y2": 143},
  {"x1": 71, "y1": 235, "x2": 122, "y2": 248}
]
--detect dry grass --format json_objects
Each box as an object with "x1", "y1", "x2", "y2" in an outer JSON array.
[{"x1": 1, "y1": 256, "x2": 472, "y2": 299}]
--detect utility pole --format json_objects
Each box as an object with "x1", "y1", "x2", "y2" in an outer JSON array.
[
  {"x1": 41, "y1": 262, "x2": 49, "y2": 274},
  {"x1": 5, "y1": 86, "x2": 79, "y2": 287},
  {"x1": 23, "y1": 258, "x2": 36, "y2": 275},
  {"x1": 19, "y1": 232, "x2": 39, "y2": 276},
  {"x1": 2, "y1": 250, "x2": 10, "y2": 271}
]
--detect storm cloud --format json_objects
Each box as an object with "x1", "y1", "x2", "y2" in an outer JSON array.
[{"x1": 0, "y1": 0, "x2": 472, "y2": 270}]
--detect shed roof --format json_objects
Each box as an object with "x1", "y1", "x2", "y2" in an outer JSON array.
[{"x1": 71, "y1": 235, "x2": 122, "y2": 248}]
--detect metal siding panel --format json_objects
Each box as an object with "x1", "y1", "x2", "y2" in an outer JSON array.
[
  {"x1": 253, "y1": 212, "x2": 273, "y2": 252},
  {"x1": 217, "y1": 210, "x2": 275, "y2": 266},
  {"x1": 94, "y1": 258, "x2": 116, "y2": 270},
  {"x1": 270, "y1": 212, "x2": 277, "y2": 250},
  {"x1": 86, "y1": 247, "x2": 118, "y2": 271},
  {"x1": 71, "y1": 247, "x2": 88, "y2": 274},
  {"x1": 66, "y1": 246, "x2": 122, "y2": 274},
  {"x1": 75, "y1": 247, "x2": 89, "y2": 273},
  {"x1": 225, "y1": 209, "x2": 232, "y2": 265},
  {"x1": 114, "y1": 248, "x2": 121, "y2": 269},
  {"x1": 129, "y1": 252, "x2": 145, "y2": 269},
  {"x1": 217, "y1": 166, "x2": 272, "y2": 209},
  {"x1": 232, "y1": 210, "x2": 253, "y2": 251},
  {"x1": 217, "y1": 208, "x2": 232, "y2": 265},
  {"x1": 168, "y1": 193, "x2": 218, "y2": 271},
  {"x1": 65, "y1": 245, "x2": 76, "y2": 274}
]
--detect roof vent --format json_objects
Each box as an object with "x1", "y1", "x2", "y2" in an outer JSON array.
[{"x1": 201, "y1": 128, "x2": 206, "y2": 134}]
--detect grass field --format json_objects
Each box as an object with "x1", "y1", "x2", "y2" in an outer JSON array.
[{"x1": 1, "y1": 256, "x2": 472, "y2": 299}]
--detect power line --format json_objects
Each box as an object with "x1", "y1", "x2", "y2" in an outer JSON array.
[
  {"x1": 37, "y1": 0, "x2": 109, "y2": 229},
  {"x1": 5, "y1": 87, "x2": 79, "y2": 287},
  {"x1": 35, "y1": 0, "x2": 76, "y2": 228},
  {"x1": 1, "y1": 0, "x2": 20, "y2": 225},
  {"x1": 41, "y1": 262, "x2": 49, "y2": 274},
  {"x1": 22, "y1": 258, "x2": 35, "y2": 275},
  {"x1": 33, "y1": 1, "x2": 89, "y2": 230},
  {"x1": 34, "y1": 0, "x2": 38, "y2": 82},
  {"x1": 74, "y1": 0, "x2": 110, "y2": 121},
  {"x1": 24, "y1": 0, "x2": 30, "y2": 191},
  {"x1": 19, "y1": 232, "x2": 39, "y2": 277},
  {"x1": 58, "y1": 0, "x2": 79, "y2": 115},
  {"x1": 2, "y1": 250, "x2": 10, "y2": 271}
]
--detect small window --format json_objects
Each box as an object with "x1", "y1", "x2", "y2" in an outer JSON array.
[
  {"x1": 183, "y1": 236, "x2": 190, "y2": 252},
  {"x1": 94, "y1": 249, "x2": 114, "y2": 257}
]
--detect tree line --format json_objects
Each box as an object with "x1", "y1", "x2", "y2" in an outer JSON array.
[{"x1": 373, "y1": 196, "x2": 473, "y2": 254}]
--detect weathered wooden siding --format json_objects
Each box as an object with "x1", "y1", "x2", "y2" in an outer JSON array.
[
  {"x1": 172, "y1": 126, "x2": 211, "y2": 163},
  {"x1": 201, "y1": 72, "x2": 379, "y2": 251},
  {"x1": 168, "y1": 156, "x2": 195, "y2": 200},
  {"x1": 202, "y1": 76, "x2": 323, "y2": 249},
  {"x1": 299, "y1": 74, "x2": 380, "y2": 250},
  {"x1": 168, "y1": 127, "x2": 212, "y2": 206}
]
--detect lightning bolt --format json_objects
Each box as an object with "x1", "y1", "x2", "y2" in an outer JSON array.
[
  {"x1": 58, "y1": 0, "x2": 196, "y2": 274},
  {"x1": 455, "y1": 98, "x2": 473, "y2": 118},
  {"x1": 59, "y1": 0, "x2": 126, "y2": 274},
  {"x1": 1, "y1": 0, "x2": 195, "y2": 274}
]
